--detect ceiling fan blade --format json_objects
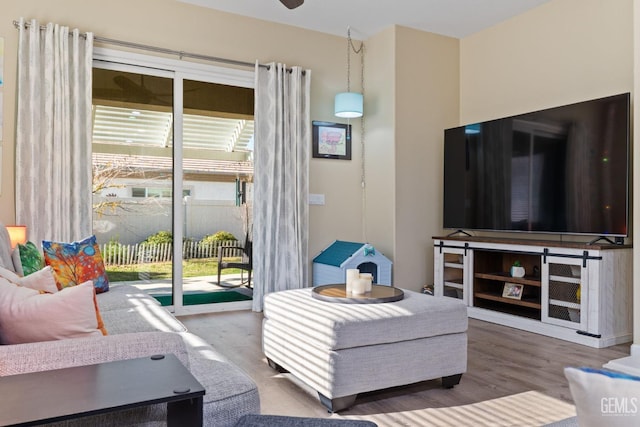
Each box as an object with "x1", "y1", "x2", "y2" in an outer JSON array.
[{"x1": 280, "y1": 0, "x2": 304, "y2": 9}]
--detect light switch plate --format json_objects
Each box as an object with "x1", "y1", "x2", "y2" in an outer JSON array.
[{"x1": 308, "y1": 194, "x2": 325, "y2": 205}]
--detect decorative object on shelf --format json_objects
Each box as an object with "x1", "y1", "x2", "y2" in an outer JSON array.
[
  {"x1": 6, "y1": 225, "x2": 27, "y2": 249},
  {"x1": 335, "y1": 27, "x2": 363, "y2": 118},
  {"x1": 312, "y1": 121, "x2": 351, "y2": 160},
  {"x1": 502, "y1": 283, "x2": 524, "y2": 300},
  {"x1": 510, "y1": 260, "x2": 525, "y2": 278}
]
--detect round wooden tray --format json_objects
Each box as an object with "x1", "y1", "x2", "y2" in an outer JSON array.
[{"x1": 311, "y1": 284, "x2": 404, "y2": 304}]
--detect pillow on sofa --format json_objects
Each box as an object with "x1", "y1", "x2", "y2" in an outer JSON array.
[
  {"x1": 565, "y1": 367, "x2": 640, "y2": 427},
  {"x1": 43, "y1": 235, "x2": 109, "y2": 293},
  {"x1": 11, "y1": 241, "x2": 45, "y2": 276},
  {"x1": 0, "y1": 279, "x2": 107, "y2": 344},
  {"x1": 0, "y1": 265, "x2": 59, "y2": 293}
]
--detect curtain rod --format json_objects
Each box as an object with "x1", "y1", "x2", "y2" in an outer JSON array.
[{"x1": 13, "y1": 19, "x2": 274, "y2": 70}]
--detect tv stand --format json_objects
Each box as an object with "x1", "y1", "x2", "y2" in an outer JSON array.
[{"x1": 433, "y1": 235, "x2": 632, "y2": 348}]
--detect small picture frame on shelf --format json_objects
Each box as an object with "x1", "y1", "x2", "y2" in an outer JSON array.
[
  {"x1": 502, "y1": 283, "x2": 524, "y2": 300},
  {"x1": 312, "y1": 121, "x2": 351, "y2": 160}
]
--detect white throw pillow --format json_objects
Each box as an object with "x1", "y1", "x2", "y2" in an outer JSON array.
[
  {"x1": 0, "y1": 279, "x2": 105, "y2": 344},
  {"x1": 565, "y1": 367, "x2": 640, "y2": 427},
  {"x1": 0, "y1": 265, "x2": 58, "y2": 293}
]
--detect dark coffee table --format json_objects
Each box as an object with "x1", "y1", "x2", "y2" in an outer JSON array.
[{"x1": 0, "y1": 354, "x2": 205, "y2": 427}]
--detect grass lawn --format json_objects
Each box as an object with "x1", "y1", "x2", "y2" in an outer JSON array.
[{"x1": 106, "y1": 257, "x2": 243, "y2": 282}]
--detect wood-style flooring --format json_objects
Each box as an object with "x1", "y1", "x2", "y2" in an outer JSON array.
[{"x1": 179, "y1": 310, "x2": 629, "y2": 425}]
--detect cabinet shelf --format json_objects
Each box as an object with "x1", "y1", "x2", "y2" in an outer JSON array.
[
  {"x1": 444, "y1": 262, "x2": 464, "y2": 269},
  {"x1": 474, "y1": 292, "x2": 541, "y2": 309},
  {"x1": 444, "y1": 279, "x2": 463, "y2": 289},
  {"x1": 549, "y1": 299, "x2": 581, "y2": 309},
  {"x1": 549, "y1": 275, "x2": 581, "y2": 284},
  {"x1": 474, "y1": 272, "x2": 541, "y2": 287}
]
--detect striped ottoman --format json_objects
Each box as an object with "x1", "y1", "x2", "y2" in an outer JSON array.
[{"x1": 262, "y1": 287, "x2": 468, "y2": 412}]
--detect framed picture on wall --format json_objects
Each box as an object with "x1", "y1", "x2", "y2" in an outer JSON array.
[{"x1": 312, "y1": 121, "x2": 351, "y2": 160}]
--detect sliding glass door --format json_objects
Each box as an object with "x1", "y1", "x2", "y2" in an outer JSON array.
[{"x1": 91, "y1": 50, "x2": 254, "y2": 314}]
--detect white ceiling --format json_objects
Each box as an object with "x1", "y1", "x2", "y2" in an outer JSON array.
[{"x1": 177, "y1": 0, "x2": 552, "y2": 39}]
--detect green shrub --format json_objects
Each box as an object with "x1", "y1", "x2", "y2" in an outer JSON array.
[
  {"x1": 201, "y1": 231, "x2": 237, "y2": 244},
  {"x1": 142, "y1": 230, "x2": 173, "y2": 245}
]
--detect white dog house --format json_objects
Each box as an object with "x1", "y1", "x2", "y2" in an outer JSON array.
[{"x1": 312, "y1": 240, "x2": 393, "y2": 286}]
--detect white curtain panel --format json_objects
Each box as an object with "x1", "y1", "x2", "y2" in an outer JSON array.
[
  {"x1": 16, "y1": 18, "x2": 94, "y2": 245},
  {"x1": 252, "y1": 62, "x2": 311, "y2": 311}
]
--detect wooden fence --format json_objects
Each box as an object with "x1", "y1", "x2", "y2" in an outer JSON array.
[{"x1": 100, "y1": 240, "x2": 242, "y2": 266}]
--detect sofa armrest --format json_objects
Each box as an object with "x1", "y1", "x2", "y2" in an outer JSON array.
[{"x1": 0, "y1": 332, "x2": 189, "y2": 376}]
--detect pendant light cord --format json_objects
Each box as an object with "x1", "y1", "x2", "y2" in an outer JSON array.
[{"x1": 345, "y1": 27, "x2": 367, "y2": 242}]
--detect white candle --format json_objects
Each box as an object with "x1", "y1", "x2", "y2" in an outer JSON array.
[
  {"x1": 360, "y1": 273, "x2": 373, "y2": 292},
  {"x1": 346, "y1": 269, "x2": 360, "y2": 294},
  {"x1": 352, "y1": 278, "x2": 366, "y2": 295}
]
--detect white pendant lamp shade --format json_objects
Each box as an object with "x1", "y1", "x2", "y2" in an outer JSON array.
[{"x1": 334, "y1": 92, "x2": 363, "y2": 118}]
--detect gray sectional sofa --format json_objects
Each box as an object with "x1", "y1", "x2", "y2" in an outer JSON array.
[
  {"x1": 0, "y1": 223, "x2": 260, "y2": 426},
  {"x1": 0, "y1": 282, "x2": 260, "y2": 426}
]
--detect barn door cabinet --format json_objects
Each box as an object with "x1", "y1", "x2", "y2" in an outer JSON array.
[{"x1": 433, "y1": 236, "x2": 632, "y2": 348}]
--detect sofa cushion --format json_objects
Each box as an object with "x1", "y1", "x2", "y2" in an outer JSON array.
[
  {"x1": 565, "y1": 367, "x2": 640, "y2": 427},
  {"x1": 0, "y1": 265, "x2": 58, "y2": 294},
  {"x1": 100, "y1": 304, "x2": 187, "y2": 334},
  {"x1": 43, "y1": 235, "x2": 109, "y2": 293},
  {"x1": 0, "y1": 331, "x2": 190, "y2": 375},
  {"x1": 263, "y1": 288, "x2": 468, "y2": 350},
  {"x1": 179, "y1": 332, "x2": 261, "y2": 427},
  {"x1": 96, "y1": 283, "x2": 161, "y2": 312},
  {"x1": 12, "y1": 241, "x2": 45, "y2": 276},
  {"x1": 0, "y1": 279, "x2": 106, "y2": 344}
]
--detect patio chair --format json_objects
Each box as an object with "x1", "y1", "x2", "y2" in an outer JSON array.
[{"x1": 217, "y1": 234, "x2": 252, "y2": 288}]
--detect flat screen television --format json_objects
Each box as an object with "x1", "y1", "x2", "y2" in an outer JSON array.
[{"x1": 443, "y1": 93, "x2": 630, "y2": 238}]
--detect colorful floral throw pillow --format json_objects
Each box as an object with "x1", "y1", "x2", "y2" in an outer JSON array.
[{"x1": 42, "y1": 235, "x2": 109, "y2": 294}]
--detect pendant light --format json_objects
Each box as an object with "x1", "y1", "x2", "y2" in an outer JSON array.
[{"x1": 335, "y1": 27, "x2": 364, "y2": 118}]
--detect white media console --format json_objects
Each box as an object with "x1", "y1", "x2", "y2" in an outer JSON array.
[{"x1": 433, "y1": 235, "x2": 632, "y2": 348}]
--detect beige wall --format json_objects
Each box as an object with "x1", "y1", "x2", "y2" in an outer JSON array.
[
  {"x1": 394, "y1": 27, "x2": 459, "y2": 289},
  {"x1": 461, "y1": 0, "x2": 632, "y2": 124},
  {"x1": 359, "y1": 27, "x2": 396, "y2": 268}
]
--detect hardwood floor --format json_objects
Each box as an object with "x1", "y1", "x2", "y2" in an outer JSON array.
[{"x1": 179, "y1": 310, "x2": 629, "y2": 425}]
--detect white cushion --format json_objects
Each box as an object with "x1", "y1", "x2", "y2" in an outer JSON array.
[
  {"x1": 565, "y1": 367, "x2": 640, "y2": 427},
  {"x1": 0, "y1": 265, "x2": 58, "y2": 293},
  {"x1": 0, "y1": 279, "x2": 104, "y2": 344}
]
